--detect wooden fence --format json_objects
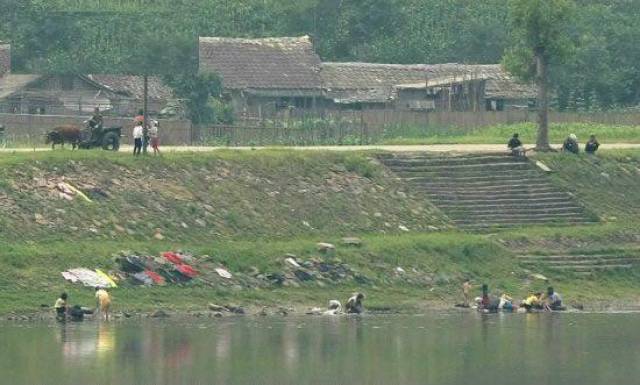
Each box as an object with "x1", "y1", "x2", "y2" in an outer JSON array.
[
  {"x1": 0, "y1": 113, "x2": 193, "y2": 146},
  {"x1": 3, "y1": 110, "x2": 640, "y2": 147}
]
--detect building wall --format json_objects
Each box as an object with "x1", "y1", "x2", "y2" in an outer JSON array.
[{"x1": 4, "y1": 75, "x2": 167, "y2": 117}]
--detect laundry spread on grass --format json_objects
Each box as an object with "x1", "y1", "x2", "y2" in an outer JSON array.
[
  {"x1": 61, "y1": 251, "x2": 202, "y2": 288},
  {"x1": 59, "y1": 248, "x2": 433, "y2": 290}
]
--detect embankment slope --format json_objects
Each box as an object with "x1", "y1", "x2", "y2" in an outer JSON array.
[{"x1": 1, "y1": 150, "x2": 640, "y2": 315}]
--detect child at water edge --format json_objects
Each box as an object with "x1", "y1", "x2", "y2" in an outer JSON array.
[
  {"x1": 95, "y1": 287, "x2": 111, "y2": 321},
  {"x1": 54, "y1": 293, "x2": 68, "y2": 320}
]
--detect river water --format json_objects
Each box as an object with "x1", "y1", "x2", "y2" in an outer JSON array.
[{"x1": 1, "y1": 312, "x2": 638, "y2": 385}]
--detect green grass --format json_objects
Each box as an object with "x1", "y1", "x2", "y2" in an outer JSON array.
[
  {"x1": 380, "y1": 122, "x2": 640, "y2": 145},
  {"x1": 0, "y1": 232, "x2": 551, "y2": 314},
  {"x1": 3, "y1": 149, "x2": 640, "y2": 315}
]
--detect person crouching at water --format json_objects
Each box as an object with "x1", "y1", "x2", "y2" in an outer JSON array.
[
  {"x1": 55, "y1": 292, "x2": 68, "y2": 321},
  {"x1": 95, "y1": 287, "x2": 111, "y2": 321},
  {"x1": 479, "y1": 284, "x2": 499, "y2": 313},
  {"x1": 521, "y1": 292, "x2": 543, "y2": 312},
  {"x1": 346, "y1": 293, "x2": 365, "y2": 314},
  {"x1": 499, "y1": 293, "x2": 514, "y2": 312},
  {"x1": 543, "y1": 287, "x2": 563, "y2": 311}
]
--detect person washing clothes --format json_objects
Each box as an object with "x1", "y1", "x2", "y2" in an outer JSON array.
[{"x1": 54, "y1": 292, "x2": 68, "y2": 321}]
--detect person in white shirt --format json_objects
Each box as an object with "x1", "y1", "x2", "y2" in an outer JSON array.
[{"x1": 133, "y1": 122, "x2": 144, "y2": 156}]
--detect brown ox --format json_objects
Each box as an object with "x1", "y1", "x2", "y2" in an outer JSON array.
[{"x1": 45, "y1": 125, "x2": 82, "y2": 150}]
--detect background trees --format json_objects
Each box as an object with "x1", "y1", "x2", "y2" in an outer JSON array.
[
  {"x1": 504, "y1": 0, "x2": 576, "y2": 150},
  {"x1": 3, "y1": 0, "x2": 640, "y2": 124}
]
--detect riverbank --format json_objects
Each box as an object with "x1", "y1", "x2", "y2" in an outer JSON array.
[{"x1": 1, "y1": 149, "x2": 640, "y2": 316}]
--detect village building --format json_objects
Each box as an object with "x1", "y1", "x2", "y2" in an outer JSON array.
[
  {"x1": 198, "y1": 35, "x2": 536, "y2": 120},
  {"x1": 199, "y1": 36, "x2": 323, "y2": 119},
  {"x1": 0, "y1": 74, "x2": 173, "y2": 116},
  {"x1": 320, "y1": 62, "x2": 535, "y2": 112},
  {"x1": 0, "y1": 43, "x2": 176, "y2": 117}
]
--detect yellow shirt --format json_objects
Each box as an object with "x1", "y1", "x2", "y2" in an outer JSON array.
[
  {"x1": 54, "y1": 298, "x2": 66, "y2": 309},
  {"x1": 95, "y1": 289, "x2": 111, "y2": 306},
  {"x1": 524, "y1": 295, "x2": 540, "y2": 306}
]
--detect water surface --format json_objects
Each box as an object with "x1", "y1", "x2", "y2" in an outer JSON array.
[{"x1": 1, "y1": 312, "x2": 638, "y2": 385}]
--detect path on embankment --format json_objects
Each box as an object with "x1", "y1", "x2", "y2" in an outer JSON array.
[{"x1": 3, "y1": 143, "x2": 640, "y2": 153}]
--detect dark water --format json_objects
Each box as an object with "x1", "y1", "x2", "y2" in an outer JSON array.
[{"x1": 2, "y1": 312, "x2": 639, "y2": 385}]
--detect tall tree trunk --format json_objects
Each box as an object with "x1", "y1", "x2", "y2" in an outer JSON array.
[
  {"x1": 143, "y1": 75, "x2": 149, "y2": 154},
  {"x1": 535, "y1": 50, "x2": 551, "y2": 151}
]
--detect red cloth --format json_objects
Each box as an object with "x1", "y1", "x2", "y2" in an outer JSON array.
[
  {"x1": 145, "y1": 270, "x2": 165, "y2": 284},
  {"x1": 163, "y1": 252, "x2": 183, "y2": 265},
  {"x1": 176, "y1": 264, "x2": 198, "y2": 278}
]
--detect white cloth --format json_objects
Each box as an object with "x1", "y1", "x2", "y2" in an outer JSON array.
[{"x1": 133, "y1": 125, "x2": 144, "y2": 139}]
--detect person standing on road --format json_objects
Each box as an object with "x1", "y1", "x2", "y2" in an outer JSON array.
[
  {"x1": 149, "y1": 120, "x2": 160, "y2": 155},
  {"x1": 133, "y1": 122, "x2": 144, "y2": 156}
]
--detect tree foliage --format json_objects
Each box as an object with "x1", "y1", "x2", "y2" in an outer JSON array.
[
  {"x1": 3, "y1": 0, "x2": 640, "y2": 117},
  {"x1": 504, "y1": 0, "x2": 576, "y2": 149}
]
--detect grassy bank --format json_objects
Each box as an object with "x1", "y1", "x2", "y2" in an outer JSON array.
[
  {"x1": 2, "y1": 149, "x2": 640, "y2": 316},
  {"x1": 381, "y1": 122, "x2": 640, "y2": 145}
]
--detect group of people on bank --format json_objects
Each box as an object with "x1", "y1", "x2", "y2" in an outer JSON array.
[
  {"x1": 86, "y1": 107, "x2": 161, "y2": 156},
  {"x1": 508, "y1": 133, "x2": 600, "y2": 155},
  {"x1": 131, "y1": 109, "x2": 161, "y2": 156},
  {"x1": 54, "y1": 287, "x2": 112, "y2": 322},
  {"x1": 463, "y1": 281, "x2": 564, "y2": 313}
]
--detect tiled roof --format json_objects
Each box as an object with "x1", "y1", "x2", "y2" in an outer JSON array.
[
  {"x1": 199, "y1": 36, "x2": 322, "y2": 92},
  {"x1": 0, "y1": 74, "x2": 41, "y2": 99},
  {"x1": 85, "y1": 75, "x2": 173, "y2": 100},
  {"x1": 321, "y1": 62, "x2": 535, "y2": 101}
]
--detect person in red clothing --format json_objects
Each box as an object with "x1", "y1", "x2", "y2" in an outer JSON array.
[{"x1": 133, "y1": 109, "x2": 144, "y2": 126}]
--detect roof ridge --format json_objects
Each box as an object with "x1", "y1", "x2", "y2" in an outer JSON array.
[{"x1": 199, "y1": 36, "x2": 311, "y2": 45}]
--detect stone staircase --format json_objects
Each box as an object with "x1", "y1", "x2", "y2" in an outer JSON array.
[
  {"x1": 517, "y1": 253, "x2": 640, "y2": 276},
  {"x1": 380, "y1": 153, "x2": 597, "y2": 230}
]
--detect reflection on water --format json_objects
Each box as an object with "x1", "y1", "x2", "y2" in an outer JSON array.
[{"x1": 1, "y1": 313, "x2": 640, "y2": 385}]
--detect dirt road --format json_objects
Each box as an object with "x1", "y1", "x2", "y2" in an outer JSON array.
[{"x1": 3, "y1": 143, "x2": 640, "y2": 153}]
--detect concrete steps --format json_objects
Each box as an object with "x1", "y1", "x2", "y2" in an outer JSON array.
[
  {"x1": 517, "y1": 254, "x2": 640, "y2": 274},
  {"x1": 380, "y1": 153, "x2": 597, "y2": 230}
]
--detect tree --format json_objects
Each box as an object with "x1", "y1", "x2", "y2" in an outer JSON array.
[{"x1": 504, "y1": 0, "x2": 575, "y2": 151}]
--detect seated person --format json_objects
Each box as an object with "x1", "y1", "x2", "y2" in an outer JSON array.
[
  {"x1": 562, "y1": 134, "x2": 580, "y2": 154},
  {"x1": 521, "y1": 292, "x2": 543, "y2": 311},
  {"x1": 480, "y1": 284, "x2": 499, "y2": 313},
  {"x1": 54, "y1": 292, "x2": 68, "y2": 320},
  {"x1": 499, "y1": 293, "x2": 514, "y2": 312},
  {"x1": 508, "y1": 133, "x2": 525, "y2": 156},
  {"x1": 585, "y1": 135, "x2": 600, "y2": 154},
  {"x1": 345, "y1": 292, "x2": 365, "y2": 314},
  {"x1": 543, "y1": 287, "x2": 563, "y2": 311}
]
